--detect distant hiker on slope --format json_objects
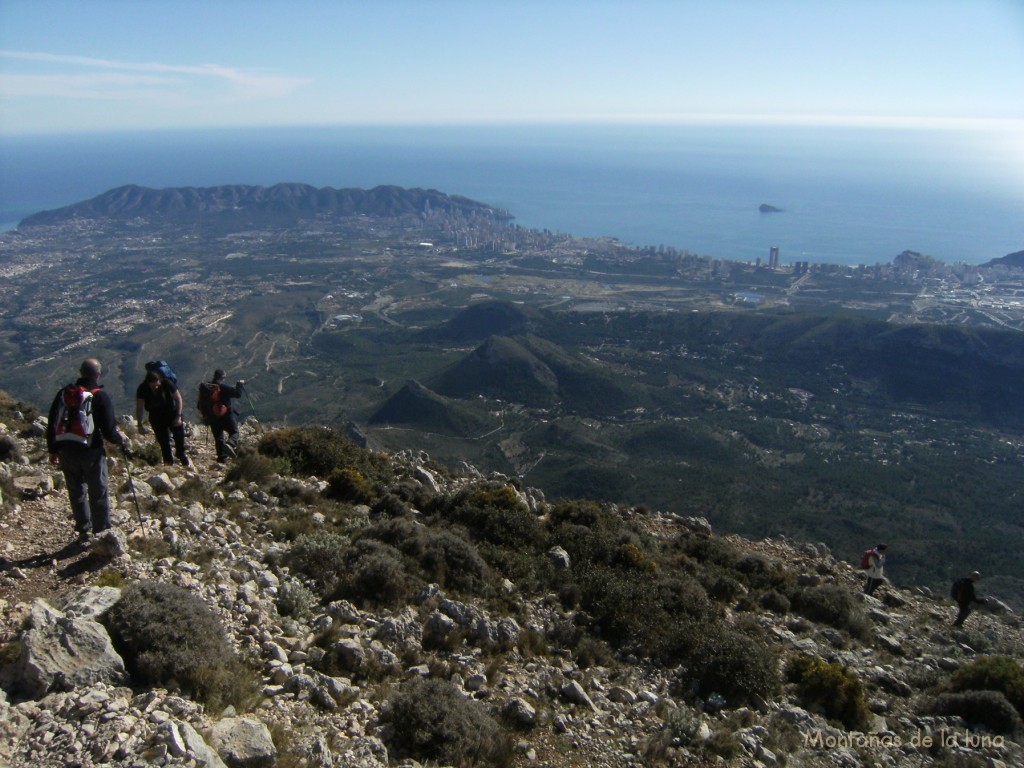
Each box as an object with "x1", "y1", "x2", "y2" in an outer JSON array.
[
  {"x1": 862, "y1": 543, "x2": 888, "y2": 596},
  {"x1": 136, "y1": 369, "x2": 189, "y2": 466},
  {"x1": 46, "y1": 358, "x2": 129, "y2": 541},
  {"x1": 197, "y1": 369, "x2": 244, "y2": 463},
  {"x1": 952, "y1": 571, "x2": 986, "y2": 627}
]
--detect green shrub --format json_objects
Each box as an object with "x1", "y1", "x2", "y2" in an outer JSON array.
[
  {"x1": 0, "y1": 435, "x2": 21, "y2": 462},
  {"x1": 266, "y1": 506, "x2": 321, "y2": 541},
  {"x1": 672, "y1": 532, "x2": 742, "y2": 568},
  {"x1": 357, "y1": 517, "x2": 492, "y2": 596},
  {"x1": 786, "y1": 654, "x2": 871, "y2": 731},
  {"x1": 225, "y1": 449, "x2": 280, "y2": 484},
  {"x1": 382, "y1": 678, "x2": 513, "y2": 767},
  {"x1": 275, "y1": 579, "x2": 317, "y2": 620},
  {"x1": 707, "y1": 573, "x2": 745, "y2": 603},
  {"x1": 132, "y1": 439, "x2": 163, "y2": 467},
  {"x1": 681, "y1": 623, "x2": 780, "y2": 707},
  {"x1": 285, "y1": 530, "x2": 350, "y2": 590},
  {"x1": 259, "y1": 426, "x2": 392, "y2": 482},
  {"x1": 103, "y1": 580, "x2": 259, "y2": 711},
  {"x1": 759, "y1": 589, "x2": 791, "y2": 614},
  {"x1": 547, "y1": 499, "x2": 619, "y2": 530},
  {"x1": 789, "y1": 585, "x2": 871, "y2": 640},
  {"x1": 332, "y1": 540, "x2": 412, "y2": 607},
  {"x1": 326, "y1": 467, "x2": 375, "y2": 503},
  {"x1": 433, "y1": 485, "x2": 544, "y2": 551},
  {"x1": 925, "y1": 690, "x2": 1022, "y2": 735},
  {"x1": 370, "y1": 493, "x2": 411, "y2": 519},
  {"x1": 420, "y1": 528, "x2": 492, "y2": 594},
  {"x1": 951, "y1": 655, "x2": 1024, "y2": 718}
]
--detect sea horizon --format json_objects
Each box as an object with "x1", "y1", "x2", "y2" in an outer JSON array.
[{"x1": 2, "y1": 123, "x2": 1022, "y2": 266}]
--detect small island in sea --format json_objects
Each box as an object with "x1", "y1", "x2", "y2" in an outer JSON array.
[{"x1": 759, "y1": 203, "x2": 783, "y2": 213}]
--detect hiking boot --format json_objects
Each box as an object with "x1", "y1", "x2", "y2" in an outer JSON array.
[
  {"x1": 223, "y1": 443, "x2": 236, "y2": 459},
  {"x1": 181, "y1": 456, "x2": 190, "y2": 467}
]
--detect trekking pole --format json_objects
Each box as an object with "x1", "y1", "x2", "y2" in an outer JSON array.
[
  {"x1": 121, "y1": 446, "x2": 146, "y2": 528},
  {"x1": 240, "y1": 383, "x2": 264, "y2": 433}
]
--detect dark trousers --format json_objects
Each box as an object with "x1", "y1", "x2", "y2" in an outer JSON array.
[
  {"x1": 211, "y1": 413, "x2": 239, "y2": 461},
  {"x1": 60, "y1": 448, "x2": 111, "y2": 534},
  {"x1": 864, "y1": 577, "x2": 883, "y2": 595},
  {"x1": 954, "y1": 601, "x2": 973, "y2": 627},
  {"x1": 151, "y1": 418, "x2": 187, "y2": 464}
]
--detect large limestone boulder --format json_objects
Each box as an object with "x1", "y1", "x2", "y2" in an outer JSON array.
[
  {"x1": 15, "y1": 597, "x2": 127, "y2": 699},
  {"x1": 209, "y1": 716, "x2": 277, "y2": 768}
]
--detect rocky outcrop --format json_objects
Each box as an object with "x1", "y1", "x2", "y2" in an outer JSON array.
[{"x1": 14, "y1": 596, "x2": 127, "y2": 699}]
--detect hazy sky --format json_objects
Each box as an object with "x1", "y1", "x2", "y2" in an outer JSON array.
[{"x1": 1, "y1": 0, "x2": 1023, "y2": 135}]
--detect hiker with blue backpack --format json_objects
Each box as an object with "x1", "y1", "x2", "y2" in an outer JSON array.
[
  {"x1": 46, "y1": 358, "x2": 129, "y2": 542},
  {"x1": 135, "y1": 362, "x2": 189, "y2": 467}
]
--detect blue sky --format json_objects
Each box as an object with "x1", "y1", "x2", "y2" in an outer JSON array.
[{"x1": 1, "y1": 0, "x2": 1023, "y2": 135}]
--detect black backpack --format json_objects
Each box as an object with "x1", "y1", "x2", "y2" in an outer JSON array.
[{"x1": 951, "y1": 578, "x2": 969, "y2": 602}]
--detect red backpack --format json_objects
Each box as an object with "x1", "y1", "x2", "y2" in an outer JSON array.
[
  {"x1": 54, "y1": 385, "x2": 100, "y2": 445},
  {"x1": 859, "y1": 548, "x2": 874, "y2": 569},
  {"x1": 197, "y1": 381, "x2": 228, "y2": 424}
]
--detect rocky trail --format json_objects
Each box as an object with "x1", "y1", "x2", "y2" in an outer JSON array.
[{"x1": 1, "y1": 404, "x2": 1024, "y2": 768}]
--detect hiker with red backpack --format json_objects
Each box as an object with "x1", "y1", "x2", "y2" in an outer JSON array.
[
  {"x1": 46, "y1": 358, "x2": 129, "y2": 542},
  {"x1": 197, "y1": 369, "x2": 245, "y2": 463},
  {"x1": 861, "y1": 543, "x2": 888, "y2": 596}
]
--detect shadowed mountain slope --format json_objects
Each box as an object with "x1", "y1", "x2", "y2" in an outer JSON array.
[
  {"x1": 416, "y1": 301, "x2": 538, "y2": 344},
  {"x1": 367, "y1": 380, "x2": 497, "y2": 437},
  {"x1": 19, "y1": 183, "x2": 510, "y2": 228},
  {"x1": 431, "y1": 334, "x2": 634, "y2": 415}
]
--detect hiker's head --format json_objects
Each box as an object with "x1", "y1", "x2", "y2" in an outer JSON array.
[
  {"x1": 145, "y1": 370, "x2": 162, "y2": 389},
  {"x1": 877, "y1": 543, "x2": 888, "y2": 552},
  {"x1": 80, "y1": 358, "x2": 101, "y2": 379},
  {"x1": 213, "y1": 369, "x2": 226, "y2": 383},
  {"x1": 970, "y1": 571, "x2": 981, "y2": 581}
]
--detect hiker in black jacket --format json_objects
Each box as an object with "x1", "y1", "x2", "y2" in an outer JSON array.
[
  {"x1": 200, "y1": 369, "x2": 244, "y2": 463},
  {"x1": 135, "y1": 370, "x2": 189, "y2": 466},
  {"x1": 952, "y1": 571, "x2": 985, "y2": 627},
  {"x1": 46, "y1": 358, "x2": 128, "y2": 540}
]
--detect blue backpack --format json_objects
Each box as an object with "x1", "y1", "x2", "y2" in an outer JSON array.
[{"x1": 145, "y1": 360, "x2": 178, "y2": 386}]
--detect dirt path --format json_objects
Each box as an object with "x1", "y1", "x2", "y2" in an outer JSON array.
[{"x1": 0, "y1": 430, "x2": 224, "y2": 644}]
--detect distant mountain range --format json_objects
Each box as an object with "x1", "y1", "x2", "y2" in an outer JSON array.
[
  {"x1": 19, "y1": 183, "x2": 512, "y2": 228},
  {"x1": 984, "y1": 249, "x2": 1024, "y2": 269}
]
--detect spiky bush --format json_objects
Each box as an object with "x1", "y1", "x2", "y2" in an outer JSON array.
[
  {"x1": 382, "y1": 678, "x2": 513, "y2": 767},
  {"x1": 103, "y1": 581, "x2": 259, "y2": 711},
  {"x1": 786, "y1": 654, "x2": 871, "y2": 731},
  {"x1": 951, "y1": 655, "x2": 1024, "y2": 718},
  {"x1": 925, "y1": 690, "x2": 1022, "y2": 735}
]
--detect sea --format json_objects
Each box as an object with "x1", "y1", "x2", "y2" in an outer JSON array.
[{"x1": 1, "y1": 123, "x2": 1022, "y2": 266}]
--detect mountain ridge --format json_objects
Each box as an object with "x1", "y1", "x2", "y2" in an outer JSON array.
[{"x1": 18, "y1": 183, "x2": 512, "y2": 228}]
